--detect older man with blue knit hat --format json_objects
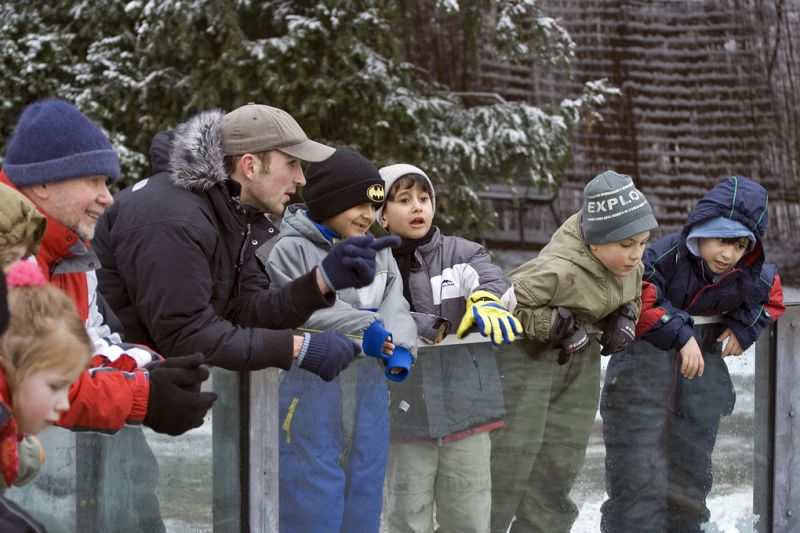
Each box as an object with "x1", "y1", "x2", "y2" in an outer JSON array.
[
  {"x1": 3, "y1": 99, "x2": 120, "y2": 241},
  {"x1": 1, "y1": 99, "x2": 216, "y2": 435},
  {"x1": 1, "y1": 99, "x2": 219, "y2": 532}
]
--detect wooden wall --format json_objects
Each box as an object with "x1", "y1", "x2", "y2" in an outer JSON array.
[{"x1": 471, "y1": 0, "x2": 800, "y2": 280}]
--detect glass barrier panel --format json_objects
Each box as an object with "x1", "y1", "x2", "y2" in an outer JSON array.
[
  {"x1": 486, "y1": 321, "x2": 769, "y2": 533},
  {"x1": 7, "y1": 368, "x2": 240, "y2": 533},
  {"x1": 17, "y1": 320, "x2": 773, "y2": 532},
  {"x1": 772, "y1": 303, "x2": 800, "y2": 532}
]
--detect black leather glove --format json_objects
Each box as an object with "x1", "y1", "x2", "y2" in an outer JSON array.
[
  {"x1": 320, "y1": 235, "x2": 401, "y2": 290},
  {"x1": 600, "y1": 303, "x2": 638, "y2": 355},
  {"x1": 300, "y1": 332, "x2": 361, "y2": 381},
  {"x1": 144, "y1": 353, "x2": 218, "y2": 436},
  {"x1": 548, "y1": 307, "x2": 590, "y2": 365}
]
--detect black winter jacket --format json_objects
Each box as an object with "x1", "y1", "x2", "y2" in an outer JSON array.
[{"x1": 93, "y1": 110, "x2": 333, "y2": 371}]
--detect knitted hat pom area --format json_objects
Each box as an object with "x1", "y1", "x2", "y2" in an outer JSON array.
[{"x1": 5, "y1": 261, "x2": 47, "y2": 288}]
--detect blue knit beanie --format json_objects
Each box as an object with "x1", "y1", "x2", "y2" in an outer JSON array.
[{"x1": 3, "y1": 99, "x2": 120, "y2": 187}]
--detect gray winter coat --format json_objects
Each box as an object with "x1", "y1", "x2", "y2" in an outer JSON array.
[
  {"x1": 265, "y1": 205, "x2": 417, "y2": 356},
  {"x1": 389, "y1": 228, "x2": 510, "y2": 440}
]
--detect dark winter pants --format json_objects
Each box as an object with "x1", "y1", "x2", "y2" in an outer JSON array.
[
  {"x1": 278, "y1": 357, "x2": 389, "y2": 533},
  {"x1": 490, "y1": 339, "x2": 601, "y2": 533},
  {"x1": 600, "y1": 331, "x2": 733, "y2": 533}
]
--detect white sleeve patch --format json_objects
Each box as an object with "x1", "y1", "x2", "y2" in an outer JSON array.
[
  {"x1": 429, "y1": 263, "x2": 480, "y2": 305},
  {"x1": 502, "y1": 286, "x2": 517, "y2": 312},
  {"x1": 85, "y1": 271, "x2": 124, "y2": 353}
]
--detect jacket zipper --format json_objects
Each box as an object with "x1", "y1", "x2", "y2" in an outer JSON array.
[
  {"x1": 684, "y1": 267, "x2": 740, "y2": 313},
  {"x1": 235, "y1": 223, "x2": 251, "y2": 294}
]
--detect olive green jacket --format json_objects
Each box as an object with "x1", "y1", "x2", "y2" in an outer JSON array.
[
  {"x1": 0, "y1": 183, "x2": 46, "y2": 258},
  {"x1": 509, "y1": 212, "x2": 643, "y2": 344}
]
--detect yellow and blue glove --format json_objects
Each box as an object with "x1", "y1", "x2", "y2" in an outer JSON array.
[{"x1": 456, "y1": 290, "x2": 523, "y2": 346}]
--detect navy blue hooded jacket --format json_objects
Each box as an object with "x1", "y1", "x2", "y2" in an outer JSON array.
[{"x1": 637, "y1": 176, "x2": 784, "y2": 351}]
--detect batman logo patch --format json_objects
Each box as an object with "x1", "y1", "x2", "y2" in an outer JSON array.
[{"x1": 367, "y1": 184, "x2": 385, "y2": 202}]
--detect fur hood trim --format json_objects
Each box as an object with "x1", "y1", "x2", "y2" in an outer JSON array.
[{"x1": 169, "y1": 109, "x2": 228, "y2": 192}]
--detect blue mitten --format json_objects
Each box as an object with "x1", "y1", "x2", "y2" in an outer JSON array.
[
  {"x1": 320, "y1": 235, "x2": 401, "y2": 290},
  {"x1": 300, "y1": 332, "x2": 361, "y2": 381},
  {"x1": 362, "y1": 321, "x2": 413, "y2": 382},
  {"x1": 385, "y1": 347, "x2": 413, "y2": 382},
  {"x1": 362, "y1": 320, "x2": 392, "y2": 358}
]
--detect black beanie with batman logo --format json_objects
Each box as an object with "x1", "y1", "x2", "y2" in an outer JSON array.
[{"x1": 302, "y1": 147, "x2": 385, "y2": 223}]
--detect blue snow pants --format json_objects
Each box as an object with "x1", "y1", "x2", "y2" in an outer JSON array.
[
  {"x1": 278, "y1": 357, "x2": 390, "y2": 533},
  {"x1": 600, "y1": 327, "x2": 735, "y2": 533}
]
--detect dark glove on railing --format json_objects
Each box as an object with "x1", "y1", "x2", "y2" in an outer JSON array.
[
  {"x1": 600, "y1": 303, "x2": 638, "y2": 355},
  {"x1": 300, "y1": 332, "x2": 361, "y2": 381},
  {"x1": 548, "y1": 307, "x2": 590, "y2": 365},
  {"x1": 144, "y1": 353, "x2": 218, "y2": 436},
  {"x1": 320, "y1": 235, "x2": 401, "y2": 290}
]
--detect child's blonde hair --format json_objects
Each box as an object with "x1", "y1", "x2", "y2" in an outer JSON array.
[{"x1": 0, "y1": 262, "x2": 91, "y2": 413}]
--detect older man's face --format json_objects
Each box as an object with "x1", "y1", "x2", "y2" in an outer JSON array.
[{"x1": 39, "y1": 175, "x2": 113, "y2": 241}]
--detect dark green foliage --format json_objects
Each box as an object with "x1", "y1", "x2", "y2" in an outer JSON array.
[{"x1": 0, "y1": 0, "x2": 614, "y2": 238}]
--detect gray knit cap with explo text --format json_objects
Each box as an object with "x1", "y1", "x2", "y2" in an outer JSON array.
[{"x1": 581, "y1": 170, "x2": 658, "y2": 244}]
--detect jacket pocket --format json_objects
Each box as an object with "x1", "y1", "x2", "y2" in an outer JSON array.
[{"x1": 675, "y1": 349, "x2": 736, "y2": 421}]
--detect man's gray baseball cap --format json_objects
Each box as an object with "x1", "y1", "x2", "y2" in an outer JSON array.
[{"x1": 220, "y1": 103, "x2": 335, "y2": 162}]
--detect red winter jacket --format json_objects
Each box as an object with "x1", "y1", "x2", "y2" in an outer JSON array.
[
  {"x1": 0, "y1": 368, "x2": 21, "y2": 488},
  {"x1": 0, "y1": 175, "x2": 153, "y2": 432}
]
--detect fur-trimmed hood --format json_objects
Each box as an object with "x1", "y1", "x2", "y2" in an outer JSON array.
[{"x1": 166, "y1": 110, "x2": 228, "y2": 192}]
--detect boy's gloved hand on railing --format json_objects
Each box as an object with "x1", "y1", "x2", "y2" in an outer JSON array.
[
  {"x1": 411, "y1": 312, "x2": 451, "y2": 345},
  {"x1": 548, "y1": 307, "x2": 590, "y2": 365},
  {"x1": 319, "y1": 235, "x2": 401, "y2": 290},
  {"x1": 600, "y1": 303, "x2": 638, "y2": 355},
  {"x1": 362, "y1": 320, "x2": 412, "y2": 382},
  {"x1": 456, "y1": 290, "x2": 523, "y2": 346},
  {"x1": 384, "y1": 347, "x2": 413, "y2": 382}
]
